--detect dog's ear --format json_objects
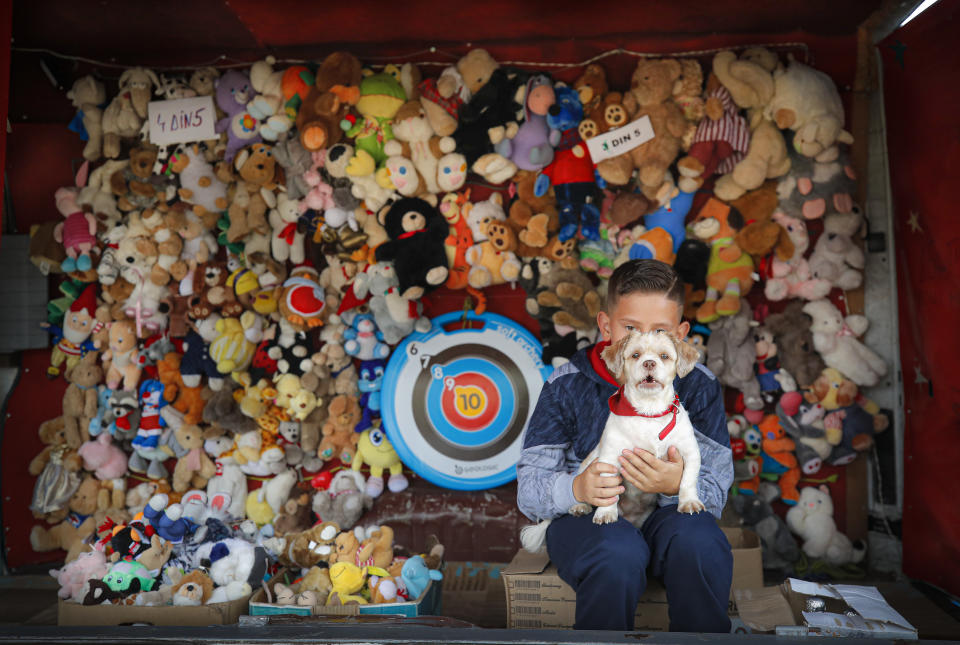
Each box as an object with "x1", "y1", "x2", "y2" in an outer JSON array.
[
  {"x1": 674, "y1": 336, "x2": 701, "y2": 378},
  {"x1": 601, "y1": 336, "x2": 630, "y2": 383}
]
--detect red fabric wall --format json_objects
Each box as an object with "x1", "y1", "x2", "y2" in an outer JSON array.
[{"x1": 881, "y1": 1, "x2": 960, "y2": 596}]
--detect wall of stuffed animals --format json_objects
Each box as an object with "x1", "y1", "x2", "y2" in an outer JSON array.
[{"x1": 0, "y1": 14, "x2": 920, "y2": 607}]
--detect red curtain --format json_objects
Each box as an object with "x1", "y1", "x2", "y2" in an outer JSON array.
[{"x1": 881, "y1": 1, "x2": 960, "y2": 596}]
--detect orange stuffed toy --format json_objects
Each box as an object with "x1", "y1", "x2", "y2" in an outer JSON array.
[
  {"x1": 690, "y1": 197, "x2": 755, "y2": 323},
  {"x1": 157, "y1": 352, "x2": 206, "y2": 425},
  {"x1": 738, "y1": 415, "x2": 801, "y2": 506}
]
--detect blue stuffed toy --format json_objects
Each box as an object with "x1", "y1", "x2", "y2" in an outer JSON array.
[
  {"x1": 356, "y1": 359, "x2": 386, "y2": 432},
  {"x1": 534, "y1": 85, "x2": 601, "y2": 242},
  {"x1": 401, "y1": 555, "x2": 443, "y2": 600},
  {"x1": 343, "y1": 312, "x2": 390, "y2": 361},
  {"x1": 88, "y1": 385, "x2": 114, "y2": 437}
]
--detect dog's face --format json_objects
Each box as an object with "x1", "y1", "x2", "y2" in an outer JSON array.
[{"x1": 602, "y1": 330, "x2": 699, "y2": 393}]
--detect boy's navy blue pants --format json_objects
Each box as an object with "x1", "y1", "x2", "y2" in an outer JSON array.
[{"x1": 546, "y1": 505, "x2": 733, "y2": 632}]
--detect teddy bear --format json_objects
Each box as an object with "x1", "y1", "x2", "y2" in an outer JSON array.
[
  {"x1": 766, "y1": 58, "x2": 854, "y2": 161},
  {"x1": 729, "y1": 182, "x2": 794, "y2": 262},
  {"x1": 351, "y1": 262, "x2": 431, "y2": 345},
  {"x1": 383, "y1": 100, "x2": 457, "y2": 195},
  {"x1": 311, "y1": 341, "x2": 359, "y2": 398},
  {"x1": 534, "y1": 85, "x2": 600, "y2": 242},
  {"x1": 109, "y1": 145, "x2": 165, "y2": 213},
  {"x1": 67, "y1": 75, "x2": 107, "y2": 161},
  {"x1": 169, "y1": 424, "x2": 217, "y2": 493},
  {"x1": 465, "y1": 219, "x2": 523, "y2": 289},
  {"x1": 452, "y1": 49, "x2": 527, "y2": 169},
  {"x1": 802, "y1": 299, "x2": 887, "y2": 387},
  {"x1": 763, "y1": 211, "x2": 832, "y2": 302},
  {"x1": 417, "y1": 63, "x2": 471, "y2": 138},
  {"x1": 732, "y1": 493, "x2": 800, "y2": 573},
  {"x1": 353, "y1": 428, "x2": 409, "y2": 498},
  {"x1": 613, "y1": 58, "x2": 691, "y2": 200},
  {"x1": 689, "y1": 197, "x2": 755, "y2": 322},
  {"x1": 57, "y1": 350, "x2": 103, "y2": 447},
  {"x1": 332, "y1": 525, "x2": 395, "y2": 569},
  {"x1": 272, "y1": 482, "x2": 315, "y2": 537},
  {"x1": 224, "y1": 143, "x2": 282, "y2": 244},
  {"x1": 29, "y1": 417, "x2": 83, "y2": 523},
  {"x1": 246, "y1": 55, "x2": 293, "y2": 141},
  {"x1": 574, "y1": 64, "x2": 634, "y2": 187},
  {"x1": 786, "y1": 485, "x2": 865, "y2": 565},
  {"x1": 268, "y1": 192, "x2": 306, "y2": 265},
  {"x1": 297, "y1": 51, "x2": 362, "y2": 152},
  {"x1": 156, "y1": 351, "x2": 205, "y2": 427},
  {"x1": 507, "y1": 170, "x2": 570, "y2": 259},
  {"x1": 264, "y1": 521, "x2": 340, "y2": 569},
  {"x1": 171, "y1": 569, "x2": 215, "y2": 606},
  {"x1": 764, "y1": 300, "x2": 826, "y2": 389},
  {"x1": 808, "y1": 211, "x2": 865, "y2": 291},
  {"x1": 31, "y1": 476, "x2": 117, "y2": 562},
  {"x1": 706, "y1": 298, "x2": 763, "y2": 413},
  {"x1": 101, "y1": 67, "x2": 159, "y2": 159},
  {"x1": 312, "y1": 470, "x2": 373, "y2": 530},
  {"x1": 709, "y1": 49, "x2": 792, "y2": 201},
  {"x1": 374, "y1": 196, "x2": 449, "y2": 300},
  {"x1": 804, "y1": 367, "x2": 889, "y2": 465},
  {"x1": 318, "y1": 394, "x2": 362, "y2": 464}
]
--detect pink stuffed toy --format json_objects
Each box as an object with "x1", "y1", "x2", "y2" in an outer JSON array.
[
  {"x1": 78, "y1": 432, "x2": 128, "y2": 481},
  {"x1": 50, "y1": 549, "x2": 110, "y2": 603},
  {"x1": 53, "y1": 161, "x2": 98, "y2": 273},
  {"x1": 764, "y1": 211, "x2": 831, "y2": 301},
  {"x1": 301, "y1": 150, "x2": 336, "y2": 212}
]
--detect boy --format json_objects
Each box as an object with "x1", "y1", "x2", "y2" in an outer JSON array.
[{"x1": 517, "y1": 259, "x2": 734, "y2": 632}]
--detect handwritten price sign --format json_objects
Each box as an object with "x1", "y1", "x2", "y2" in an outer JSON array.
[{"x1": 147, "y1": 96, "x2": 216, "y2": 146}]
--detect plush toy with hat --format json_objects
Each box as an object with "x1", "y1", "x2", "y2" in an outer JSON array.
[
  {"x1": 41, "y1": 284, "x2": 100, "y2": 378},
  {"x1": 690, "y1": 197, "x2": 755, "y2": 322},
  {"x1": 279, "y1": 264, "x2": 327, "y2": 331},
  {"x1": 374, "y1": 197, "x2": 449, "y2": 300},
  {"x1": 341, "y1": 73, "x2": 407, "y2": 176}
]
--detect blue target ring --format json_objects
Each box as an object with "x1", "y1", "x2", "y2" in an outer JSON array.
[{"x1": 382, "y1": 312, "x2": 552, "y2": 490}]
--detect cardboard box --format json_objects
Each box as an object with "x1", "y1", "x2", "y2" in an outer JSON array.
[
  {"x1": 442, "y1": 561, "x2": 507, "y2": 628},
  {"x1": 248, "y1": 568, "x2": 441, "y2": 618},
  {"x1": 57, "y1": 593, "x2": 250, "y2": 626},
  {"x1": 735, "y1": 578, "x2": 918, "y2": 639},
  {"x1": 503, "y1": 527, "x2": 761, "y2": 630}
]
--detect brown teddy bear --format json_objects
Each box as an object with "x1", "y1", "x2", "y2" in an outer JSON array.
[
  {"x1": 730, "y1": 182, "x2": 795, "y2": 262},
  {"x1": 465, "y1": 220, "x2": 522, "y2": 288},
  {"x1": 272, "y1": 482, "x2": 314, "y2": 536},
  {"x1": 296, "y1": 51, "x2": 362, "y2": 151},
  {"x1": 171, "y1": 424, "x2": 217, "y2": 493},
  {"x1": 332, "y1": 525, "x2": 394, "y2": 568},
  {"x1": 318, "y1": 394, "x2": 361, "y2": 464},
  {"x1": 30, "y1": 476, "x2": 120, "y2": 562},
  {"x1": 574, "y1": 64, "x2": 634, "y2": 187},
  {"x1": 506, "y1": 170, "x2": 574, "y2": 260},
  {"x1": 223, "y1": 143, "x2": 283, "y2": 243},
  {"x1": 171, "y1": 569, "x2": 214, "y2": 605},
  {"x1": 110, "y1": 145, "x2": 164, "y2": 212},
  {"x1": 614, "y1": 58, "x2": 691, "y2": 200},
  {"x1": 534, "y1": 257, "x2": 603, "y2": 332},
  {"x1": 157, "y1": 352, "x2": 206, "y2": 425},
  {"x1": 61, "y1": 351, "x2": 104, "y2": 447},
  {"x1": 764, "y1": 301, "x2": 826, "y2": 389},
  {"x1": 266, "y1": 521, "x2": 340, "y2": 568},
  {"x1": 99, "y1": 278, "x2": 136, "y2": 321},
  {"x1": 29, "y1": 417, "x2": 83, "y2": 523}
]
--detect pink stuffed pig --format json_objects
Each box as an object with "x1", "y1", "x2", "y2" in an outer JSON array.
[{"x1": 78, "y1": 432, "x2": 128, "y2": 480}]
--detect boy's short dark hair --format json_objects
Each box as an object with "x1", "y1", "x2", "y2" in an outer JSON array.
[{"x1": 606, "y1": 260, "x2": 685, "y2": 311}]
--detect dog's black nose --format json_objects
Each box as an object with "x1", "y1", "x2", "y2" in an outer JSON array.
[
  {"x1": 643, "y1": 360, "x2": 657, "y2": 371},
  {"x1": 548, "y1": 104, "x2": 561, "y2": 117}
]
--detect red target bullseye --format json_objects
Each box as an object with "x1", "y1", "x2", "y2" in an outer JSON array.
[{"x1": 440, "y1": 372, "x2": 500, "y2": 432}]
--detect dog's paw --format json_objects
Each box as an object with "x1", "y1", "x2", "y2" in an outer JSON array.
[
  {"x1": 592, "y1": 507, "x2": 618, "y2": 525},
  {"x1": 678, "y1": 499, "x2": 705, "y2": 514},
  {"x1": 569, "y1": 503, "x2": 592, "y2": 516}
]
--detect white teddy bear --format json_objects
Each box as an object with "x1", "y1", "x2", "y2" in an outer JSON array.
[
  {"x1": 786, "y1": 485, "x2": 864, "y2": 565},
  {"x1": 269, "y1": 192, "x2": 306, "y2": 264},
  {"x1": 802, "y1": 299, "x2": 886, "y2": 387}
]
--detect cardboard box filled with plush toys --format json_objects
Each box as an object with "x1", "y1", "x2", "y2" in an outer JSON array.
[{"x1": 23, "y1": 34, "x2": 890, "y2": 627}]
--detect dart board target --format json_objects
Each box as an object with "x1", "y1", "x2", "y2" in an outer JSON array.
[{"x1": 381, "y1": 312, "x2": 552, "y2": 490}]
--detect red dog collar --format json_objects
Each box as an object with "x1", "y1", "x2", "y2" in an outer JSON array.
[{"x1": 608, "y1": 389, "x2": 680, "y2": 441}]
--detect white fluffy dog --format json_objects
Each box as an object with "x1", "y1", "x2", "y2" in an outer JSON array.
[{"x1": 522, "y1": 331, "x2": 704, "y2": 552}]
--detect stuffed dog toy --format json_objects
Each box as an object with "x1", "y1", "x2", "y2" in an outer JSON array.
[{"x1": 522, "y1": 330, "x2": 703, "y2": 551}]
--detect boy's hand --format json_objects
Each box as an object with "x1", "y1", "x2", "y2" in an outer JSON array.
[
  {"x1": 618, "y1": 446, "x2": 684, "y2": 496},
  {"x1": 572, "y1": 459, "x2": 624, "y2": 508}
]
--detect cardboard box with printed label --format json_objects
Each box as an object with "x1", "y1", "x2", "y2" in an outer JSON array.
[
  {"x1": 503, "y1": 526, "x2": 762, "y2": 630},
  {"x1": 735, "y1": 578, "x2": 918, "y2": 639}
]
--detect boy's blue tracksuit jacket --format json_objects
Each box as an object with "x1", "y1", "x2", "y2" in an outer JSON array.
[{"x1": 517, "y1": 343, "x2": 734, "y2": 521}]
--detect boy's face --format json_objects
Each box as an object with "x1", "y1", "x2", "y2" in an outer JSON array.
[{"x1": 597, "y1": 292, "x2": 689, "y2": 344}]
